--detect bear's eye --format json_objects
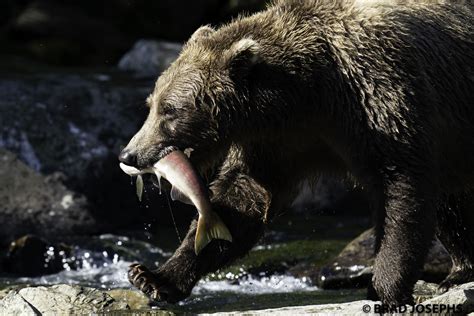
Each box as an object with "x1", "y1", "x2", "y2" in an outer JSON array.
[{"x1": 160, "y1": 105, "x2": 177, "y2": 117}]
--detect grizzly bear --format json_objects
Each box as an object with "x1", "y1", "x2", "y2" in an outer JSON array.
[{"x1": 118, "y1": 0, "x2": 474, "y2": 306}]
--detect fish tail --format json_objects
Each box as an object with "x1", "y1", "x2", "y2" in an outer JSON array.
[{"x1": 194, "y1": 212, "x2": 233, "y2": 255}]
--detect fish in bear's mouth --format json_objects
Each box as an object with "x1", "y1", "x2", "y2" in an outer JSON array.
[{"x1": 119, "y1": 146, "x2": 232, "y2": 255}]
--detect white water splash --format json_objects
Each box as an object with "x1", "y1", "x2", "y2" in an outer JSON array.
[
  {"x1": 8, "y1": 263, "x2": 317, "y2": 296},
  {"x1": 14, "y1": 260, "x2": 132, "y2": 289},
  {"x1": 2, "y1": 234, "x2": 318, "y2": 297},
  {"x1": 193, "y1": 275, "x2": 318, "y2": 295}
]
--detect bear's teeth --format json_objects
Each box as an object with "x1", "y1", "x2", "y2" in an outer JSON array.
[{"x1": 184, "y1": 148, "x2": 194, "y2": 158}]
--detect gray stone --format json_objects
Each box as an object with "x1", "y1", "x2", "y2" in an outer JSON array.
[
  {"x1": 0, "y1": 284, "x2": 129, "y2": 315},
  {"x1": 3, "y1": 235, "x2": 74, "y2": 277},
  {"x1": 0, "y1": 72, "x2": 156, "y2": 237},
  {"x1": 422, "y1": 282, "x2": 474, "y2": 314},
  {"x1": 0, "y1": 149, "x2": 97, "y2": 243},
  {"x1": 118, "y1": 40, "x2": 182, "y2": 77},
  {"x1": 0, "y1": 290, "x2": 37, "y2": 315},
  {"x1": 413, "y1": 280, "x2": 439, "y2": 303},
  {"x1": 107, "y1": 289, "x2": 151, "y2": 311},
  {"x1": 0, "y1": 281, "x2": 472, "y2": 315}
]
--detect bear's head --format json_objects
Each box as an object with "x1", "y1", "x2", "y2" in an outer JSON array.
[{"x1": 119, "y1": 25, "x2": 261, "y2": 173}]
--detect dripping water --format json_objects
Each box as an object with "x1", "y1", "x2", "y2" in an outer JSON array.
[{"x1": 165, "y1": 190, "x2": 182, "y2": 243}]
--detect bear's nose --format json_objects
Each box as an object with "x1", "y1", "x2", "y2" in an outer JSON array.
[{"x1": 118, "y1": 149, "x2": 137, "y2": 167}]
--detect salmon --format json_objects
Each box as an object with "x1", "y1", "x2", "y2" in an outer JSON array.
[{"x1": 119, "y1": 150, "x2": 232, "y2": 254}]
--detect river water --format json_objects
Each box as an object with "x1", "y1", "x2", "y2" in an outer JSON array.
[{"x1": 0, "y1": 214, "x2": 368, "y2": 313}]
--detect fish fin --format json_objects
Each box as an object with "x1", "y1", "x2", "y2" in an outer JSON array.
[
  {"x1": 136, "y1": 175, "x2": 144, "y2": 202},
  {"x1": 170, "y1": 185, "x2": 193, "y2": 205},
  {"x1": 194, "y1": 212, "x2": 233, "y2": 255}
]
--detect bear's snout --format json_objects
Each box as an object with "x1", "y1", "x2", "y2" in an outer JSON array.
[{"x1": 118, "y1": 148, "x2": 138, "y2": 167}]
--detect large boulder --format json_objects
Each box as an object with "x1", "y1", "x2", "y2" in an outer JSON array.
[
  {"x1": 0, "y1": 285, "x2": 131, "y2": 314},
  {"x1": 1, "y1": 281, "x2": 472, "y2": 314},
  {"x1": 118, "y1": 40, "x2": 182, "y2": 78},
  {"x1": 422, "y1": 282, "x2": 474, "y2": 314},
  {"x1": 317, "y1": 228, "x2": 452, "y2": 289},
  {"x1": 2, "y1": 235, "x2": 74, "y2": 276},
  {"x1": 0, "y1": 149, "x2": 98, "y2": 245},
  {"x1": 0, "y1": 71, "x2": 183, "y2": 234}
]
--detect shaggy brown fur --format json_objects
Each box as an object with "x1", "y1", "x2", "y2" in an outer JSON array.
[{"x1": 120, "y1": 0, "x2": 474, "y2": 306}]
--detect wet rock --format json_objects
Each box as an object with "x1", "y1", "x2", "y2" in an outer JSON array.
[
  {"x1": 413, "y1": 280, "x2": 440, "y2": 303},
  {"x1": 118, "y1": 40, "x2": 182, "y2": 77},
  {"x1": 317, "y1": 229, "x2": 375, "y2": 289},
  {"x1": 107, "y1": 289, "x2": 150, "y2": 310},
  {"x1": 423, "y1": 282, "x2": 474, "y2": 314},
  {"x1": 0, "y1": 72, "x2": 166, "y2": 229},
  {"x1": 0, "y1": 288, "x2": 13, "y2": 301},
  {"x1": 0, "y1": 149, "x2": 98, "y2": 244},
  {"x1": 317, "y1": 228, "x2": 451, "y2": 289},
  {"x1": 0, "y1": 281, "x2": 471, "y2": 314},
  {"x1": 0, "y1": 284, "x2": 129, "y2": 314},
  {"x1": 3, "y1": 235, "x2": 74, "y2": 277},
  {"x1": 0, "y1": 291, "x2": 35, "y2": 315},
  {"x1": 216, "y1": 239, "x2": 347, "y2": 281}
]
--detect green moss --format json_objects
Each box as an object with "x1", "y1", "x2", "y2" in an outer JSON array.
[{"x1": 207, "y1": 239, "x2": 348, "y2": 280}]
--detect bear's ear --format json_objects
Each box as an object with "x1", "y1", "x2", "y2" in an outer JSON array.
[
  {"x1": 189, "y1": 25, "x2": 215, "y2": 43},
  {"x1": 225, "y1": 38, "x2": 260, "y2": 79}
]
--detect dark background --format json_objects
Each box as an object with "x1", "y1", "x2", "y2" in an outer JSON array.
[{"x1": 0, "y1": 0, "x2": 269, "y2": 67}]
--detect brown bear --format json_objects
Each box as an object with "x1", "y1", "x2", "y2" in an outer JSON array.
[{"x1": 118, "y1": 0, "x2": 474, "y2": 306}]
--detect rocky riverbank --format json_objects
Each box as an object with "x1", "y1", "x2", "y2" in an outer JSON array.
[
  {"x1": 0, "y1": 225, "x2": 463, "y2": 314},
  {"x1": 1, "y1": 281, "x2": 473, "y2": 315}
]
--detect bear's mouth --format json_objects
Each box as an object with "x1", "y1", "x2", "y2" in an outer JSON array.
[
  {"x1": 119, "y1": 146, "x2": 202, "y2": 206},
  {"x1": 156, "y1": 145, "x2": 179, "y2": 161}
]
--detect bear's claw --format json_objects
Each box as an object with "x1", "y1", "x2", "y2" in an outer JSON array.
[
  {"x1": 128, "y1": 264, "x2": 162, "y2": 299},
  {"x1": 128, "y1": 263, "x2": 186, "y2": 303},
  {"x1": 438, "y1": 269, "x2": 474, "y2": 294}
]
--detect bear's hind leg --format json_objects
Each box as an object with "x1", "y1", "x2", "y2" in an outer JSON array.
[
  {"x1": 371, "y1": 173, "x2": 437, "y2": 306},
  {"x1": 437, "y1": 192, "x2": 474, "y2": 292}
]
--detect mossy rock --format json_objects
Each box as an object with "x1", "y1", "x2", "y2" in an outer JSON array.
[{"x1": 207, "y1": 239, "x2": 348, "y2": 281}]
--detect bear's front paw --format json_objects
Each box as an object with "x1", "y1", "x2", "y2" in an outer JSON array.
[{"x1": 128, "y1": 263, "x2": 188, "y2": 303}]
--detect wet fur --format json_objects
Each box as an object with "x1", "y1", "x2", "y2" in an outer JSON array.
[{"x1": 124, "y1": 0, "x2": 474, "y2": 306}]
